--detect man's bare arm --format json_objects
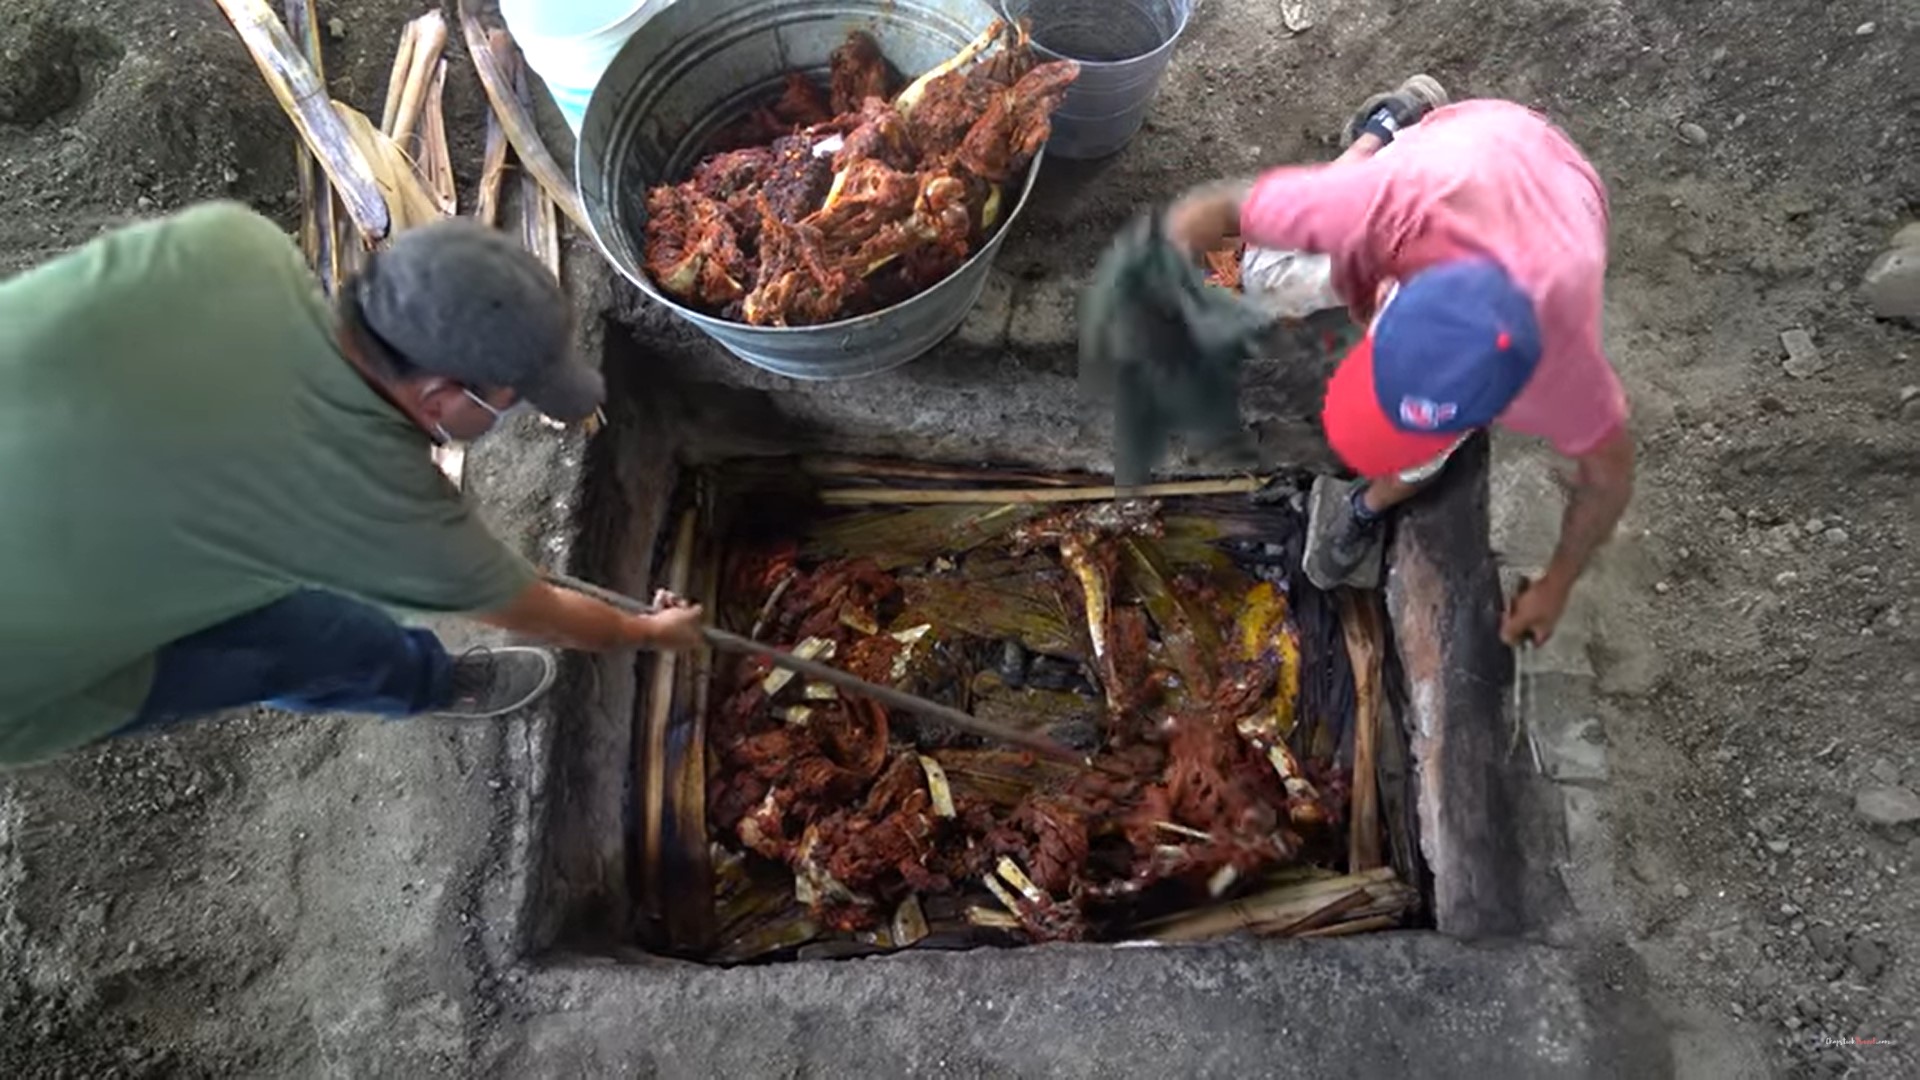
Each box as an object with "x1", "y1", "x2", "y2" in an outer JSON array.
[
  {"x1": 1545, "y1": 427, "x2": 1635, "y2": 590},
  {"x1": 473, "y1": 580, "x2": 702, "y2": 652},
  {"x1": 1501, "y1": 427, "x2": 1633, "y2": 645},
  {"x1": 1163, "y1": 178, "x2": 1253, "y2": 256}
]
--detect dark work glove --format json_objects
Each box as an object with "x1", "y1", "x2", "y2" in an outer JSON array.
[{"x1": 1346, "y1": 92, "x2": 1423, "y2": 145}]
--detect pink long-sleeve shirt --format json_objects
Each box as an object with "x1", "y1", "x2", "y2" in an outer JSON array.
[{"x1": 1241, "y1": 99, "x2": 1629, "y2": 457}]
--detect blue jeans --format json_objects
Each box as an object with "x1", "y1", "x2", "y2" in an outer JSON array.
[{"x1": 117, "y1": 590, "x2": 454, "y2": 736}]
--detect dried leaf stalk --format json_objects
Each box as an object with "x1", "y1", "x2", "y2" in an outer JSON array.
[
  {"x1": 283, "y1": 0, "x2": 333, "y2": 281},
  {"x1": 457, "y1": 2, "x2": 591, "y2": 231},
  {"x1": 474, "y1": 93, "x2": 512, "y2": 226},
  {"x1": 213, "y1": 0, "x2": 390, "y2": 241},
  {"x1": 418, "y1": 59, "x2": 457, "y2": 215},
  {"x1": 389, "y1": 11, "x2": 447, "y2": 147},
  {"x1": 377, "y1": 16, "x2": 418, "y2": 135}
]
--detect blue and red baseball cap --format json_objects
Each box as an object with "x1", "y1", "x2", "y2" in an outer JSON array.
[{"x1": 1322, "y1": 258, "x2": 1543, "y2": 477}]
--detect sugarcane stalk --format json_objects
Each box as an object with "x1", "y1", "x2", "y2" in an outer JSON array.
[
  {"x1": 329, "y1": 211, "x2": 360, "y2": 294},
  {"x1": 284, "y1": 0, "x2": 332, "y2": 278},
  {"x1": 1263, "y1": 887, "x2": 1372, "y2": 936},
  {"x1": 818, "y1": 477, "x2": 1271, "y2": 506},
  {"x1": 457, "y1": 2, "x2": 591, "y2": 232},
  {"x1": 523, "y1": 180, "x2": 561, "y2": 280},
  {"x1": 1339, "y1": 591, "x2": 1385, "y2": 872},
  {"x1": 800, "y1": 456, "x2": 1086, "y2": 487},
  {"x1": 418, "y1": 58, "x2": 457, "y2": 215},
  {"x1": 475, "y1": 89, "x2": 512, "y2": 226},
  {"x1": 512, "y1": 36, "x2": 564, "y2": 276},
  {"x1": 1144, "y1": 868, "x2": 1397, "y2": 942},
  {"x1": 544, "y1": 571, "x2": 1084, "y2": 763},
  {"x1": 389, "y1": 11, "x2": 447, "y2": 148},
  {"x1": 1297, "y1": 915, "x2": 1399, "y2": 938},
  {"x1": 378, "y1": 18, "x2": 420, "y2": 134},
  {"x1": 333, "y1": 100, "x2": 444, "y2": 231},
  {"x1": 214, "y1": 0, "x2": 390, "y2": 241}
]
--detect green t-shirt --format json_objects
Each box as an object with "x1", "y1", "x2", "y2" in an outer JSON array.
[{"x1": 0, "y1": 202, "x2": 536, "y2": 766}]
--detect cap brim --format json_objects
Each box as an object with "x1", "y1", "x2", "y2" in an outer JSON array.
[
  {"x1": 1322, "y1": 334, "x2": 1461, "y2": 478},
  {"x1": 517, "y1": 357, "x2": 605, "y2": 423}
]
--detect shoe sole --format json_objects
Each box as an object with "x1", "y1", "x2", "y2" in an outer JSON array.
[
  {"x1": 440, "y1": 646, "x2": 558, "y2": 719},
  {"x1": 1397, "y1": 74, "x2": 1451, "y2": 112}
]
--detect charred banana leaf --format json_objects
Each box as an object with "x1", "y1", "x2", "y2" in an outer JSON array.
[{"x1": 1120, "y1": 536, "x2": 1222, "y2": 694}]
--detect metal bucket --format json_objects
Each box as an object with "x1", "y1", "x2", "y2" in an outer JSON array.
[
  {"x1": 998, "y1": 0, "x2": 1192, "y2": 160},
  {"x1": 577, "y1": 0, "x2": 1043, "y2": 380}
]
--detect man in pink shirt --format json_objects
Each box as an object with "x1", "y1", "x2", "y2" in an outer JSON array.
[{"x1": 1166, "y1": 89, "x2": 1634, "y2": 646}]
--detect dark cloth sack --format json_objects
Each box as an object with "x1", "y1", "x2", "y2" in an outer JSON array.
[{"x1": 1079, "y1": 214, "x2": 1274, "y2": 485}]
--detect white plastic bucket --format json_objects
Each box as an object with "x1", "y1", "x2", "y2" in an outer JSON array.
[{"x1": 499, "y1": 0, "x2": 669, "y2": 135}]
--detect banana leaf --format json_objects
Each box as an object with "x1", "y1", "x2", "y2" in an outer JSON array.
[
  {"x1": 710, "y1": 905, "x2": 821, "y2": 964},
  {"x1": 1153, "y1": 514, "x2": 1246, "y2": 573},
  {"x1": 1120, "y1": 537, "x2": 1222, "y2": 693},
  {"x1": 969, "y1": 671, "x2": 1101, "y2": 747},
  {"x1": 894, "y1": 571, "x2": 1089, "y2": 660}
]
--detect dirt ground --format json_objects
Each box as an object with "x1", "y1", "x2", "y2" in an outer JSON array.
[{"x1": 1, "y1": 0, "x2": 1916, "y2": 1077}]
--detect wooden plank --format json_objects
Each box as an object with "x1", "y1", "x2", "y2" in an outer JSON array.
[
  {"x1": 638, "y1": 509, "x2": 699, "y2": 942},
  {"x1": 819, "y1": 476, "x2": 1271, "y2": 506},
  {"x1": 1340, "y1": 591, "x2": 1386, "y2": 872}
]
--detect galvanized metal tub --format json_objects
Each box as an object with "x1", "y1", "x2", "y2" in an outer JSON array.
[
  {"x1": 578, "y1": 0, "x2": 1043, "y2": 380},
  {"x1": 998, "y1": 0, "x2": 1192, "y2": 160}
]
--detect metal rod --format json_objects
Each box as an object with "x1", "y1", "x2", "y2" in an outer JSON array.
[{"x1": 544, "y1": 572, "x2": 1083, "y2": 763}]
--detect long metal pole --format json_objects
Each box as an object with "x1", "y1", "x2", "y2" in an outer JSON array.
[{"x1": 545, "y1": 572, "x2": 1083, "y2": 763}]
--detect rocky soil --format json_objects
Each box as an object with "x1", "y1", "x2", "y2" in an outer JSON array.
[{"x1": 0, "y1": 0, "x2": 1915, "y2": 1077}]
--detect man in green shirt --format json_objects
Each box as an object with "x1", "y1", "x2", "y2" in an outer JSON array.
[{"x1": 0, "y1": 202, "x2": 703, "y2": 768}]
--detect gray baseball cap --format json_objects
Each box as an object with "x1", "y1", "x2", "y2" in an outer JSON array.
[{"x1": 356, "y1": 219, "x2": 604, "y2": 421}]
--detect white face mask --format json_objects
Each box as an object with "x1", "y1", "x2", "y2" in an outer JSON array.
[
  {"x1": 433, "y1": 386, "x2": 526, "y2": 444},
  {"x1": 463, "y1": 387, "x2": 507, "y2": 420}
]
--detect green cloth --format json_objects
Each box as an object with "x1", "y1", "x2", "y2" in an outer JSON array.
[
  {"x1": 1079, "y1": 213, "x2": 1274, "y2": 486},
  {"x1": 0, "y1": 202, "x2": 537, "y2": 766}
]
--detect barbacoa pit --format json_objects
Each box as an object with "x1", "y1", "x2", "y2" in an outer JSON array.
[{"x1": 635, "y1": 462, "x2": 1421, "y2": 963}]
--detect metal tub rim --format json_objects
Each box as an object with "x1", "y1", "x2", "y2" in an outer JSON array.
[{"x1": 997, "y1": 0, "x2": 1193, "y2": 70}]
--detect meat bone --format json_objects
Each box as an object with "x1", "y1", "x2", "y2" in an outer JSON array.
[{"x1": 546, "y1": 571, "x2": 1084, "y2": 764}]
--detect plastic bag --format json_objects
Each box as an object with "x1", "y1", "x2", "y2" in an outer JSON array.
[{"x1": 1239, "y1": 247, "x2": 1343, "y2": 319}]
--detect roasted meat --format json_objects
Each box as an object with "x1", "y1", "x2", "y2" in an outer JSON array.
[
  {"x1": 643, "y1": 183, "x2": 750, "y2": 306},
  {"x1": 957, "y1": 60, "x2": 1081, "y2": 184},
  {"x1": 969, "y1": 18, "x2": 1036, "y2": 91},
  {"x1": 773, "y1": 71, "x2": 833, "y2": 129},
  {"x1": 900, "y1": 67, "x2": 980, "y2": 165},
  {"x1": 740, "y1": 195, "x2": 849, "y2": 326},
  {"x1": 830, "y1": 97, "x2": 918, "y2": 174},
  {"x1": 829, "y1": 31, "x2": 895, "y2": 114},
  {"x1": 691, "y1": 146, "x2": 777, "y2": 238},
  {"x1": 762, "y1": 134, "x2": 835, "y2": 224},
  {"x1": 643, "y1": 21, "x2": 1077, "y2": 322}
]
